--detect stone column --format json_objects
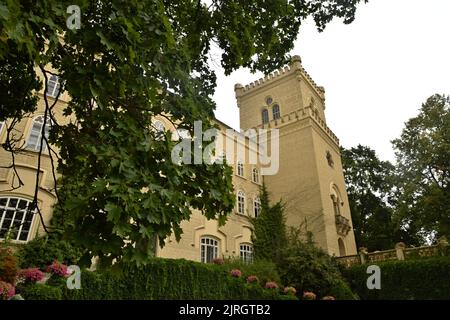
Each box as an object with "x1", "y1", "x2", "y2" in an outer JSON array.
[
  {"x1": 359, "y1": 247, "x2": 368, "y2": 264},
  {"x1": 395, "y1": 242, "x2": 406, "y2": 261},
  {"x1": 437, "y1": 236, "x2": 449, "y2": 256}
]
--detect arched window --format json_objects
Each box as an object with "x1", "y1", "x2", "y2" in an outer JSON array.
[
  {"x1": 26, "y1": 115, "x2": 51, "y2": 152},
  {"x1": 200, "y1": 236, "x2": 219, "y2": 263},
  {"x1": 261, "y1": 109, "x2": 269, "y2": 124},
  {"x1": 46, "y1": 75, "x2": 62, "y2": 98},
  {"x1": 237, "y1": 191, "x2": 245, "y2": 215},
  {"x1": 331, "y1": 194, "x2": 341, "y2": 216},
  {"x1": 237, "y1": 161, "x2": 244, "y2": 177},
  {"x1": 0, "y1": 197, "x2": 36, "y2": 242},
  {"x1": 240, "y1": 243, "x2": 253, "y2": 264},
  {"x1": 272, "y1": 104, "x2": 281, "y2": 120},
  {"x1": 338, "y1": 238, "x2": 346, "y2": 257},
  {"x1": 252, "y1": 168, "x2": 259, "y2": 183},
  {"x1": 253, "y1": 197, "x2": 261, "y2": 218}
]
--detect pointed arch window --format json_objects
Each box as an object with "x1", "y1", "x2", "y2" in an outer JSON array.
[
  {"x1": 237, "y1": 191, "x2": 246, "y2": 215},
  {"x1": 26, "y1": 115, "x2": 52, "y2": 152},
  {"x1": 272, "y1": 104, "x2": 281, "y2": 120}
]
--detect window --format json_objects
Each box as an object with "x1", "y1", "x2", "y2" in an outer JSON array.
[
  {"x1": 200, "y1": 237, "x2": 219, "y2": 263},
  {"x1": 240, "y1": 244, "x2": 253, "y2": 264},
  {"x1": 266, "y1": 97, "x2": 273, "y2": 105},
  {"x1": 0, "y1": 197, "x2": 35, "y2": 242},
  {"x1": 253, "y1": 197, "x2": 261, "y2": 218},
  {"x1": 237, "y1": 191, "x2": 245, "y2": 215},
  {"x1": 331, "y1": 194, "x2": 341, "y2": 216},
  {"x1": 237, "y1": 161, "x2": 244, "y2": 177},
  {"x1": 46, "y1": 75, "x2": 62, "y2": 98},
  {"x1": 252, "y1": 168, "x2": 259, "y2": 183},
  {"x1": 26, "y1": 116, "x2": 51, "y2": 152},
  {"x1": 261, "y1": 109, "x2": 269, "y2": 124},
  {"x1": 272, "y1": 104, "x2": 281, "y2": 120},
  {"x1": 153, "y1": 120, "x2": 165, "y2": 140},
  {"x1": 0, "y1": 121, "x2": 4, "y2": 134}
]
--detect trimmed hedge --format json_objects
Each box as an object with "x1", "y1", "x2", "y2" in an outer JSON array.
[
  {"x1": 62, "y1": 258, "x2": 287, "y2": 300},
  {"x1": 220, "y1": 259, "x2": 281, "y2": 285},
  {"x1": 20, "y1": 284, "x2": 63, "y2": 300},
  {"x1": 342, "y1": 256, "x2": 450, "y2": 300}
]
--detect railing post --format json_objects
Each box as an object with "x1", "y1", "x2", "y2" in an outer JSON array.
[
  {"x1": 359, "y1": 247, "x2": 368, "y2": 264},
  {"x1": 437, "y1": 236, "x2": 449, "y2": 256},
  {"x1": 395, "y1": 242, "x2": 406, "y2": 261}
]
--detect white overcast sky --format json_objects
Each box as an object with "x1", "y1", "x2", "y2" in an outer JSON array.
[{"x1": 211, "y1": 0, "x2": 450, "y2": 162}]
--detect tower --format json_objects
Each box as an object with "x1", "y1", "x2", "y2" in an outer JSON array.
[{"x1": 235, "y1": 56, "x2": 357, "y2": 256}]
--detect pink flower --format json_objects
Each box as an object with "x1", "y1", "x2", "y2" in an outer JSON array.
[
  {"x1": 0, "y1": 281, "x2": 15, "y2": 300},
  {"x1": 212, "y1": 258, "x2": 224, "y2": 265},
  {"x1": 303, "y1": 291, "x2": 317, "y2": 300},
  {"x1": 322, "y1": 296, "x2": 336, "y2": 300},
  {"x1": 284, "y1": 286, "x2": 297, "y2": 295},
  {"x1": 18, "y1": 268, "x2": 45, "y2": 282},
  {"x1": 230, "y1": 269, "x2": 242, "y2": 278},
  {"x1": 265, "y1": 281, "x2": 279, "y2": 290},
  {"x1": 47, "y1": 261, "x2": 69, "y2": 277},
  {"x1": 246, "y1": 275, "x2": 259, "y2": 284}
]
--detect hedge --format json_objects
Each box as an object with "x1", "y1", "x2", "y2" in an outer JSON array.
[
  {"x1": 20, "y1": 284, "x2": 63, "y2": 300},
  {"x1": 342, "y1": 256, "x2": 450, "y2": 300},
  {"x1": 62, "y1": 258, "x2": 287, "y2": 300}
]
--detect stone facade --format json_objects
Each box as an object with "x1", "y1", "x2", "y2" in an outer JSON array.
[{"x1": 0, "y1": 55, "x2": 357, "y2": 262}]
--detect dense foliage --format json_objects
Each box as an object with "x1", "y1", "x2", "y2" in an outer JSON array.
[
  {"x1": 220, "y1": 259, "x2": 281, "y2": 286},
  {"x1": 16, "y1": 235, "x2": 83, "y2": 269},
  {"x1": 0, "y1": 247, "x2": 18, "y2": 285},
  {"x1": 392, "y1": 94, "x2": 450, "y2": 242},
  {"x1": 60, "y1": 259, "x2": 284, "y2": 300},
  {"x1": 342, "y1": 256, "x2": 450, "y2": 300},
  {"x1": 0, "y1": 0, "x2": 367, "y2": 266},
  {"x1": 277, "y1": 229, "x2": 356, "y2": 300}
]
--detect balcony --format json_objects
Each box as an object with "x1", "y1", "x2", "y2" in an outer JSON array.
[{"x1": 335, "y1": 215, "x2": 351, "y2": 236}]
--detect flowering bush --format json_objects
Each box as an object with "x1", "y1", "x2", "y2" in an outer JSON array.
[
  {"x1": 212, "y1": 258, "x2": 224, "y2": 265},
  {"x1": 46, "y1": 261, "x2": 69, "y2": 277},
  {"x1": 0, "y1": 247, "x2": 18, "y2": 284},
  {"x1": 284, "y1": 286, "x2": 297, "y2": 296},
  {"x1": 303, "y1": 291, "x2": 317, "y2": 300},
  {"x1": 322, "y1": 296, "x2": 336, "y2": 300},
  {"x1": 265, "y1": 281, "x2": 279, "y2": 290},
  {"x1": 0, "y1": 281, "x2": 15, "y2": 300},
  {"x1": 230, "y1": 269, "x2": 242, "y2": 278},
  {"x1": 18, "y1": 268, "x2": 45, "y2": 282},
  {"x1": 246, "y1": 275, "x2": 259, "y2": 284}
]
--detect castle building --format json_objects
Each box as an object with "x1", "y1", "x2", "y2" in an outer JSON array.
[{"x1": 0, "y1": 56, "x2": 356, "y2": 262}]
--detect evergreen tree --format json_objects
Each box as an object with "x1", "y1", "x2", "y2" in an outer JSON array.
[{"x1": 251, "y1": 184, "x2": 286, "y2": 263}]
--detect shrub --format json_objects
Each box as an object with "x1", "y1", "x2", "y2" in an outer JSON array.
[
  {"x1": 221, "y1": 259, "x2": 281, "y2": 285},
  {"x1": 265, "y1": 281, "x2": 279, "y2": 290},
  {"x1": 246, "y1": 275, "x2": 259, "y2": 284},
  {"x1": 20, "y1": 283, "x2": 62, "y2": 300},
  {"x1": 0, "y1": 247, "x2": 18, "y2": 284},
  {"x1": 303, "y1": 291, "x2": 316, "y2": 300},
  {"x1": 18, "y1": 268, "x2": 45, "y2": 283},
  {"x1": 0, "y1": 281, "x2": 15, "y2": 300},
  {"x1": 230, "y1": 269, "x2": 242, "y2": 278},
  {"x1": 283, "y1": 286, "x2": 297, "y2": 296},
  {"x1": 277, "y1": 228, "x2": 357, "y2": 300},
  {"x1": 17, "y1": 235, "x2": 83, "y2": 269},
  {"x1": 322, "y1": 296, "x2": 336, "y2": 300},
  {"x1": 62, "y1": 258, "x2": 285, "y2": 300},
  {"x1": 46, "y1": 261, "x2": 69, "y2": 277},
  {"x1": 342, "y1": 256, "x2": 450, "y2": 300}
]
